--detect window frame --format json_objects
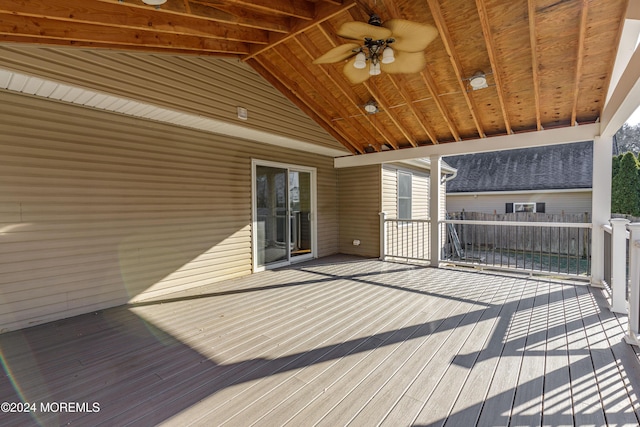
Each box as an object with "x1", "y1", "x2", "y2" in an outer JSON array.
[{"x1": 397, "y1": 171, "x2": 412, "y2": 219}]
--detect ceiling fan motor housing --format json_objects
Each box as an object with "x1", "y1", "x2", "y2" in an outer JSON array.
[{"x1": 368, "y1": 14, "x2": 383, "y2": 26}]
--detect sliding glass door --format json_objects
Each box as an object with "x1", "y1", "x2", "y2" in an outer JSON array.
[{"x1": 253, "y1": 161, "x2": 316, "y2": 270}]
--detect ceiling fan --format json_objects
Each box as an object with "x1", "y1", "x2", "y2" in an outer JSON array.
[{"x1": 313, "y1": 14, "x2": 438, "y2": 84}]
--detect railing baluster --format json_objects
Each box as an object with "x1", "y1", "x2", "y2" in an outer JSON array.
[
  {"x1": 436, "y1": 219, "x2": 593, "y2": 280},
  {"x1": 625, "y1": 223, "x2": 640, "y2": 346}
]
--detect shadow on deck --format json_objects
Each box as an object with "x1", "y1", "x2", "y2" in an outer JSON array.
[{"x1": 1, "y1": 255, "x2": 639, "y2": 426}]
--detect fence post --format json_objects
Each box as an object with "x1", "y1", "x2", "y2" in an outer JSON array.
[
  {"x1": 625, "y1": 223, "x2": 640, "y2": 346},
  {"x1": 379, "y1": 212, "x2": 386, "y2": 261},
  {"x1": 610, "y1": 218, "x2": 630, "y2": 313}
]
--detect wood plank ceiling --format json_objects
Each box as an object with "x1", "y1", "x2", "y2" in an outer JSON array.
[{"x1": 0, "y1": 0, "x2": 629, "y2": 155}]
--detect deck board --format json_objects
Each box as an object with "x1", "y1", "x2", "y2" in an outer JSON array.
[{"x1": 1, "y1": 256, "x2": 639, "y2": 427}]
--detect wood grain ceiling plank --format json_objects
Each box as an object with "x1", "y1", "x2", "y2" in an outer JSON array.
[
  {"x1": 221, "y1": 0, "x2": 315, "y2": 20},
  {"x1": 364, "y1": 78, "x2": 418, "y2": 148},
  {"x1": 419, "y1": 69, "x2": 461, "y2": 142},
  {"x1": 4, "y1": 0, "x2": 270, "y2": 44},
  {"x1": 294, "y1": 31, "x2": 399, "y2": 150},
  {"x1": 571, "y1": 0, "x2": 588, "y2": 126},
  {"x1": 527, "y1": 0, "x2": 542, "y2": 130},
  {"x1": 475, "y1": 0, "x2": 512, "y2": 135},
  {"x1": 248, "y1": 56, "x2": 361, "y2": 154},
  {"x1": 242, "y1": 0, "x2": 356, "y2": 61},
  {"x1": 426, "y1": 0, "x2": 485, "y2": 138},
  {"x1": 379, "y1": 0, "x2": 457, "y2": 143},
  {"x1": 186, "y1": 1, "x2": 291, "y2": 32},
  {"x1": 0, "y1": 35, "x2": 239, "y2": 57},
  {"x1": 386, "y1": 75, "x2": 438, "y2": 144},
  {"x1": 273, "y1": 42, "x2": 383, "y2": 151},
  {"x1": 0, "y1": 13, "x2": 250, "y2": 54}
]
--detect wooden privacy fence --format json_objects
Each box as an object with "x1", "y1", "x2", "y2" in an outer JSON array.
[{"x1": 448, "y1": 212, "x2": 591, "y2": 257}]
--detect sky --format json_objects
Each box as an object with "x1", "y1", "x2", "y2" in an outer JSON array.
[{"x1": 628, "y1": 106, "x2": 640, "y2": 126}]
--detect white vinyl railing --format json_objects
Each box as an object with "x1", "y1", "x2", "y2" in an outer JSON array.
[
  {"x1": 379, "y1": 213, "x2": 431, "y2": 263},
  {"x1": 441, "y1": 219, "x2": 592, "y2": 278},
  {"x1": 380, "y1": 214, "x2": 593, "y2": 277}
]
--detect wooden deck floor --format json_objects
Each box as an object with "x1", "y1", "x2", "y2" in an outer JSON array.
[{"x1": 2, "y1": 256, "x2": 640, "y2": 426}]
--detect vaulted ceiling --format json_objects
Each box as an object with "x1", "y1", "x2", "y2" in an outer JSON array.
[{"x1": 0, "y1": 0, "x2": 630, "y2": 155}]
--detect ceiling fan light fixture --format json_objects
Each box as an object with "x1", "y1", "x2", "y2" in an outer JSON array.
[
  {"x1": 354, "y1": 51, "x2": 367, "y2": 69},
  {"x1": 469, "y1": 71, "x2": 488, "y2": 90},
  {"x1": 142, "y1": 0, "x2": 167, "y2": 5},
  {"x1": 381, "y1": 46, "x2": 395, "y2": 64},
  {"x1": 369, "y1": 62, "x2": 381, "y2": 76}
]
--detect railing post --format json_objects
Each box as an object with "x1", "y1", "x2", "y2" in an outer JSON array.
[
  {"x1": 625, "y1": 223, "x2": 640, "y2": 346},
  {"x1": 379, "y1": 212, "x2": 386, "y2": 261},
  {"x1": 610, "y1": 218, "x2": 630, "y2": 313}
]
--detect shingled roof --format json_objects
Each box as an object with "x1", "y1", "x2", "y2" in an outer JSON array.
[{"x1": 444, "y1": 141, "x2": 593, "y2": 193}]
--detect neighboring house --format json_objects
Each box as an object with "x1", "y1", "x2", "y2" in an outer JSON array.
[{"x1": 444, "y1": 141, "x2": 593, "y2": 216}]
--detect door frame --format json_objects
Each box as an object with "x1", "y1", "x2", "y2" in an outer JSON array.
[{"x1": 251, "y1": 159, "x2": 317, "y2": 272}]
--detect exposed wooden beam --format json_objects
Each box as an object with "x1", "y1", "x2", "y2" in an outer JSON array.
[
  {"x1": 365, "y1": 78, "x2": 419, "y2": 148},
  {"x1": 387, "y1": 75, "x2": 438, "y2": 144},
  {"x1": 419, "y1": 69, "x2": 461, "y2": 141},
  {"x1": 242, "y1": 0, "x2": 356, "y2": 61},
  {"x1": 475, "y1": 0, "x2": 512, "y2": 134},
  {"x1": 528, "y1": 0, "x2": 542, "y2": 130},
  {"x1": 223, "y1": 0, "x2": 315, "y2": 20},
  {"x1": 0, "y1": 35, "x2": 239, "y2": 57},
  {"x1": 248, "y1": 56, "x2": 362, "y2": 154},
  {"x1": 427, "y1": 0, "x2": 485, "y2": 138},
  {"x1": 570, "y1": 0, "x2": 589, "y2": 126},
  {"x1": 3, "y1": 0, "x2": 270, "y2": 44},
  {"x1": 0, "y1": 13, "x2": 250, "y2": 54},
  {"x1": 273, "y1": 43, "x2": 383, "y2": 152},
  {"x1": 185, "y1": 1, "x2": 291, "y2": 33}
]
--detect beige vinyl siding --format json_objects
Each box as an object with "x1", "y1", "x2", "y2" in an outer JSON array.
[
  {"x1": 382, "y1": 166, "x2": 397, "y2": 217},
  {"x1": 338, "y1": 166, "x2": 381, "y2": 257},
  {"x1": 0, "y1": 90, "x2": 338, "y2": 333},
  {"x1": 447, "y1": 191, "x2": 592, "y2": 215},
  {"x1": 0, "y1": 45, "x2": 344, "y2": 153},
  {"x1": 381, "y1": 164, "x2": 432, "y2": 260},
  {"x1": 381, "y1": 164, "x2": 430, "y2": 219}
]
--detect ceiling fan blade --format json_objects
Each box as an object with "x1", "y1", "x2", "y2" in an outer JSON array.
[
  {"x1": 313, "y1": 43, "x2": 360, "y2": 64},
  {"x1": 337, "y1": 21, "x2": 392, "y2": 41},
  {"x1": 380, "y1": 51, "x2": 427, "y2": 74},
  {"x1": 383, "y1": 19, "x2": 438, "y2": 52},
  {"x1": 343, "y1": 58, "x2": 371, "y2": 84}
]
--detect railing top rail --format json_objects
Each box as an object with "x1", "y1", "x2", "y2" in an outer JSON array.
[
  {"x1": 385, "y1": 218, "x2": 431, "y2": 224},
  {"x1": 441, "y1": 219, "x2": 593, "y2": 229},
  {"x1": 603, "y1": 224, "x2": 613, "y2": 233}
]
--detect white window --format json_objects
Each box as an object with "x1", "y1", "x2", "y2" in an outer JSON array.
[
  {"x1": 506, "y1": 202, "x2": 545, "y2": 213},
  {"x1": 514, "y1": 202, "x2": 536, "y2": 213},
  {"x1": 398, "y1": 171, "x2": 412, "y2": 219}
]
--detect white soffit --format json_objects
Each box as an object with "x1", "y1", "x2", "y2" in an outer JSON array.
[{"x1": 0, "y1": 68, "x2": 348, "y2": 158}]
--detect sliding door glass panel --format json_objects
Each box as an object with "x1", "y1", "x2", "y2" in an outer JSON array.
[
  {"x1": 256, "y1": 166, "x2": 289, "y2": 267},
  {"x1": 290, "y1": 171, "x2": 312, "y2": 258}
]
